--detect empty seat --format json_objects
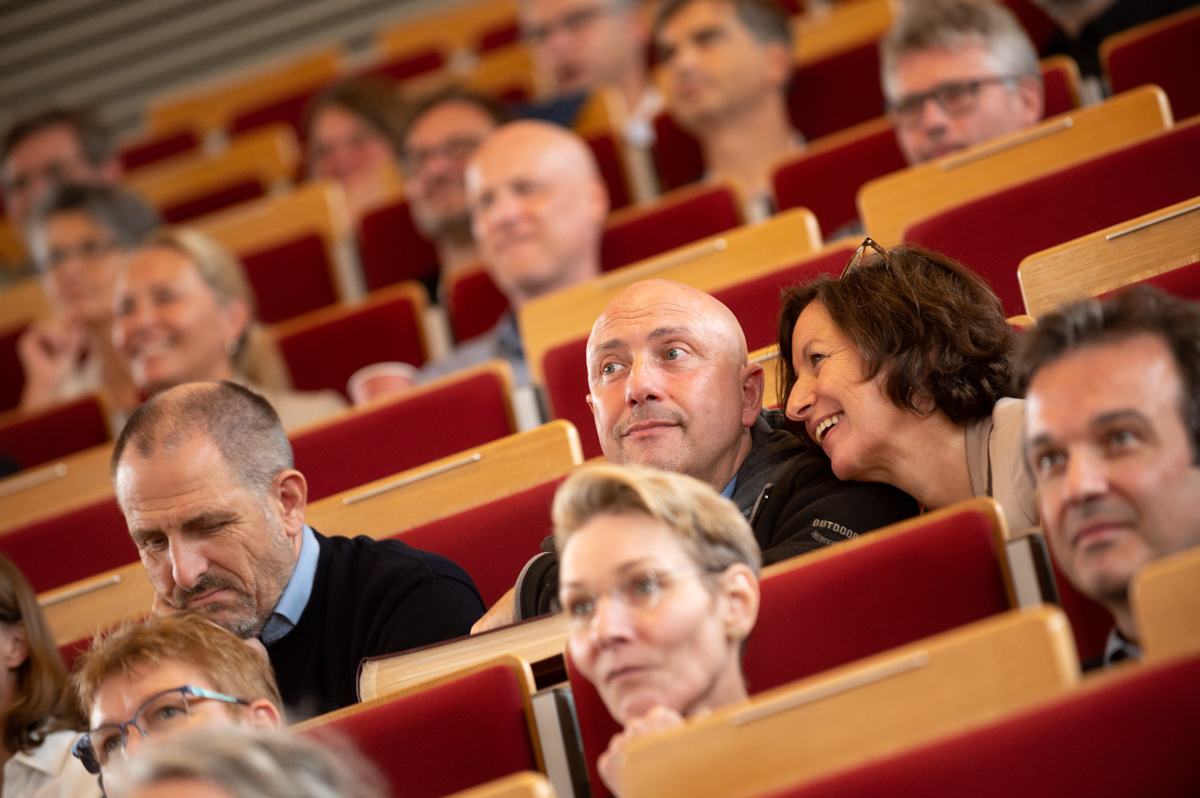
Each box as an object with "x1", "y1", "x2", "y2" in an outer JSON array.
[
  {"x1": 0, "y1": 498, "x2": 134, "y2": 593},
  {"x1": 789, "y1": 42, "x2": 884, "y2": 141},
  {"x1": 290, "y1": 362, "x2": 516, "y2": 502},
  {"x1": 1103, "y1": 5, "x2": 1200, "y2": 122},
  {"x1": 297, "y1": 656, "x2": 542, "y2": 798},
  {"x1": 0, "y1": 396, "x2": 110, "y2": 471},
  {"x1": 905, "y1": 118, "x2": 1200, "y2": 316},
  {"x1": 273, "y1": 282, "x2": 429, "y2": 397}
]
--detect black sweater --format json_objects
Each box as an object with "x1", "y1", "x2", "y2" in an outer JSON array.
[{"x1": 266, "y1": 530, "x2": 484, "y2": 720}]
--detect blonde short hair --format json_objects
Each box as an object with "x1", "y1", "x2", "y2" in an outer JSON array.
[{"x1": 553, "y1": 464, "x2": 762, "y2": 577}]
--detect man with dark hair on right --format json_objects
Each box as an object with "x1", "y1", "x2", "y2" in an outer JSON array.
[
  {"x1": 1018, "y1": 286, "x2": 1200, "y2": 670},
  {"x1": 2, "y1": 108, "x2": 122, "y2": 247},
  {"x1": 654, "y1": 0, "x2": 801, "y2": 221},
  {"x1": 400, "y1": 87, "x2": 511, "y2": 281}
]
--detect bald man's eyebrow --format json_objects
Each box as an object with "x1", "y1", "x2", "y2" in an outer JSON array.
[
  {"x1": 593, "y1": 338, "x2": 628, "y2": 353},
  {"x1": 647, "y1": 326, "x2": 691, "y2": 341}
]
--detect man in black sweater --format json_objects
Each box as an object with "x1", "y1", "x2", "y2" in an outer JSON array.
[
  {"x1": 110, "y1": 382, "x2": 484, "y2": 720},
  {"x1": 472, "y1": 280, "x2": 918, "y2": 630}
]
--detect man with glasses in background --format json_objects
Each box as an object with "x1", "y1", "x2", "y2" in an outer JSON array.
[
  {"x1": 69, "y1": 614, "x2": 284, "y2": 795},
  {"x1": 880, "y1": 0, "x2": 1044, "y2": 167}
]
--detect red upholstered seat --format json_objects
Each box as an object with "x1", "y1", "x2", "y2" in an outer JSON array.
[
  {"x1": 275, "y1": 287, "x2": 427, "y2": 398},
  {"x1": 1099, "y1": 258, "x2": 1200, "y2": 302},
  {"x1": 789, "y1": 43, "x2": 885, "y2": 141},
  {"x1": 568, "y1": 504, "x2": 1012, "y2": 798},
  {"x1": 1040, "y1": 57, "x2": 1081, "y2": 117},
  {"x1": 479, "y1": 22, "x2": 520, "y2": 52},
  {"x1": 774, "y1": 122, "x2": 907, "y2": 237},
  {"x1": 230, "y1": 88, "x2": 325, "y2": 141},
  {"x1": 290, "y1": 368, "x2": 514, "y2": 502},
  {"x1": 0, "y1": 498, "x2": 135, "y2": 593},
  {"x1": 397, "y1": 478, "x2": 564, "y2": 607},
  {"x1": 904, "y1": 120, "x2": 1200, "y2": 317},
  {"x1": 542, "y1": 337, "x2": 598, "y2": 459},
  {"x1": 0, "y1": 396, "x2": 109, "y2": 471},
  {"x1": 356, "y1": 50, "x2": 447, "y2": 84},
  {"x1": 1104, "y1": 6, "x2": 1200, "y2": 122},
  {"x1": 120, "y1": 130, "x2": 201, "y2": 171},
  {"x1": 358, "y1": 199, "x2": 441, "y2": 292},
  {"x1": 1053, "y1": 561, "x2": 1114, "y2": 664},
  {"x1": 764, "y1": 653, "x2": 1200, "y2": 798},
  {"x1": 710, "y1": 246, "x2": 855, "y2": 351},
  {"x1": 600, "y1": 185, "x2": 741, "y2": 272},
  {"x1": 0, "y1": 324, "x2": 27, "y2": 412},
  {"x1": 159, "y1": 179, "x2": 265, "y2": 224},
  {"x1": 242, "y1": 233, "x2": 339, "y2": 324},
  {"x1": 302, "y1": 663, "x2": 540, "y2": 798},
  {"x1": 449, "y1": 270, "x2": 511, "y2": 344},
  {"x1": 652, "y1": 114, "x2": 705, "y2": 192},
  {"x1": 587, "y1": 133, "x2": 632, "y2": 211}
]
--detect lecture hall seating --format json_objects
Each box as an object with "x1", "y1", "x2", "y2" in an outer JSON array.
[
  {"x1": 0, "y1": 396, "x2": 110, "y2": 472},
  {"x1": 1131, "y1": 544, "x2": 1200, "y2": 664},
  {"x1": 1102, "y1": 5, "x2": 1200, "y2": 123},
  {"x1": 0, "y1": 497, "x2": 132, "y2": 594}
]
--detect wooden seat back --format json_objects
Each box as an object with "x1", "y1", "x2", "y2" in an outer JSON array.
[
  {"x1": 0, "y1": 278, "x2": 51, "y2": 332},
  {"x1": 374, "y1": 0, "x2": 518, "y2": 74},
  {"x1": 1131, "y1": 545, "x2": 1200, "y2": 664},
  {"x1": 0, "y1": 443, "x2": 114, "y2": 534},
  {"x1": 792, "y1": 0, "x2": 891, "y2": 67},
  {"x1": 443, "y1": 773, "x2": 554, "y2": 798},
  {"x1": 620, "y1": 607, "x2": 1079, "y2": 798},
  {"x1": 1020, "y1": 194, "x2": 1200, "y2": 316},
  {"x1": 858, "y1": 85, "x2": 1173, "y2": 245}
]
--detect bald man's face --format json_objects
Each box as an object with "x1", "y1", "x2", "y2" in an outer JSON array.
[
  {"x1": 586, "y1": 283, "x2": 762, "y2": 490},
  {"x1": 467, "y1": 125, "x2": 607, "y2": 306}
]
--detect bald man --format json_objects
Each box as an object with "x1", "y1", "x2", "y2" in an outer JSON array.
[
  {"x1": 473, "y1": 280, "x2": 917, "y2": 630},
  {"x1": 420, "y1": 120, "x2": 608, "y2": 386}
]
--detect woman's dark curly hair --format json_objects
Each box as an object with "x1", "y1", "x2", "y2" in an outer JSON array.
[{"x1": 776, "y1": 243, "x2": 1017, "y2": 443}]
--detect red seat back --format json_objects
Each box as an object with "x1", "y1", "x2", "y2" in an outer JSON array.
[
  {"x1": 601, "y1": 185, "x2": 740, "y2": 271},
  {"x1": 1105, "y1": 7, "x2": 1200, "y2": 122},
  {"x1": 358, "y1": 199, "x2": 442, "y2": 292},
  {"x1": 242, "y1": 233, "x2": 338, "y2": 324},
  {"x1": 356, "y1": 50, "x2": 447, "y2": 83},
  {"x1": 1099, "y1": 259, "x2": 1200, "y2": 303},
  {"x1": 905, "y1": 121, "x2": 1200, "y2": 317},
  {"x1": 276, "y1": 290, "x2": 427, "y2": 398},
  {"x1": 0, "y1": 498, "x2": 135, "y2": 593},
  {"x1": 769, "y1": 653, "x2": 1200, "y2": 798},
  {"x1": 789, "y1": 43, "x2": 885, "y2": 141},
  {"x1": 1041, "y1": 59, "x2": 1080, "y2": 117},
  {"x1": 120, "y1": 130, "x2": 201, "y2": 171},
  {"x1": 568, "y1": 505, "x2": 1011, "y2": 798},
  {"x1": 449, "y1": 270, "x2": 511, "y2": 344},
  {"x1": 302, "y1": 664, "x2": 539, "y2": 798},
  {"x1": 158, "y1": 179, "x2": 266, "y2": 224},
  {"x1": 652, "y1": 114, "x2": 705, "y2": 192},
  {"x1": 230, "y1": 88, "x2": 326, "y2": 142},
  {"x1": 0, "y1": 396, "x2": 109, "y2": 470},
  {"x1": 290, "y1": 369, "x2": 514, "y2": 502},
  {"x1": 542, "y1": 337, "x2": 599, "y2": 459},
  {"x1": 1052, "y1": 561, "x2": 1114, "y2": 664},
  {"x1": 397, "y1": 478, "x2": 563, "y2": 606},
  {"x1": 586, "y1": 133, "x2": 632, "y2": 211},
  {"x1": 0, "y1": 324, "x2": 27, "y2": 412}
]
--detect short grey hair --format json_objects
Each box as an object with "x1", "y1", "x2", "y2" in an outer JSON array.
[
  {"x1": 113, "y1": 727, "x2": 388, "y2": 798},
  {"x1": 880, "y1": 0, "x2": 1041, "y2": 101},
  {"x1": 28, "y1": 182, "x2": 160, "y2": 267},
  {"x1": 111, "y1": 382, "x2": 294, "y2": 500}
]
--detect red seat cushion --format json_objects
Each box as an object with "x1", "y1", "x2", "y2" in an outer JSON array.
[
  {"x1": 1099, "y1": 259, "x2": 1200, "y2": 303},
  {"x1": 768, "y1": 653, "x2": 1200, "y2": 798},
  {"x1": 276, "y1": 292, "x2": 426, "y2": 398},
  {"x1": 601, "y1": 186, "x2": 740, "y2": 271},
  {"x1": 120, "y1": 130, "x2": 201, "y2": 171},
  {"x1": 542, "y1": 337, "x2": 599, "y2": 459},
  {"x1": 789, "y1": 44, "x2": 885, "y2": 141},
  {"x1": 0, "y1": 396, "x2": 109, "y2": 470},
  {"x1": 0, "y1": 324, "x2": 27, "y2": 412},
  {"x1": 241, "y1": 233, "x2": 338, "y2": 324},
  {"x1": 1052, "y1": 561, "x2": 1114, "y2": 664},
  {"x1": 569, "y1": 505, "x2": 1010, "y2": 798},
  {"x1": 230, "y1": 88, "x2": 325, "y2": 141},
  {"x1": 358, "y1": 200, "x2": 442, "y2": 292},
  {"x1": 0, "y1": 498, "x2": 136, "y2": 592},
  {"x1": 159, "y1": 179, "x2": 265, "y2": 224},
  {"x1": 479, "y1": 22, "x2": 520, "y2": 52},
  {"x1": 905, "y1": 122, "x2": 1200, "y2": 317},
  {"x1": 303, "y1": 664, "x2": 539, "y2": 798},
  {"x1": 290, "y1": 369, "x2": 514, "y2": 502},
  {"x1": 449, "y1": 271, "x2": 511, "y2": 344},
  {"x1": 652, "y1": 114, "x2": 705, "y2": 192},
  {"x1": 398, "y1": 478, "x2": 563, "y2": 607},
  {"x1": 587, "y1": 133, "x2": 632, "y2": 211},
  {"x1": 1106, "y1": 7, "x2": 1200, "y2": 122},
  {"x1": 357, "y1": 50, "x2": 447, "y2": 83},
  {"x1": 1041, "y1": 62, "x2": 1078, "y2": 118}
]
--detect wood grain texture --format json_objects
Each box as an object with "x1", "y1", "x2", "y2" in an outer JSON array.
[
  {"x1": 0, "y1": 443, "x2": 115, "y2": 534},
  {"x1": 1131, "y1": 545, "x2": 1200, "y2": 664},
  {"x1": 793, "y1": 0, "x2": 891, "y2": 67}
]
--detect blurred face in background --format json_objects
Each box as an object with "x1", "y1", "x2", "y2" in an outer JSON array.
[
  {"x1": 522, "y1": 0, "x2": 648, "y2": 96},
  {"x1": 2, "y1": 124, "x2": 117, "y2": 239},
  {"x1": 308, "y1": 104, "x2": 398, "y2": 218},
  {"x1": 32, "y1": 210, "x2": 128, "y2": 325}
]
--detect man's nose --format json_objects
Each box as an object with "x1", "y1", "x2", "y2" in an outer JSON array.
[
  {"x1": 625, "y1": 357, "x2": 663, "y2": 406},
  {"x1": 169, "y1": 539, "x2": 209, "y2": 590},
  {"x1": 1063, "y1": 448, "x2": 1110, "y2": 504}
]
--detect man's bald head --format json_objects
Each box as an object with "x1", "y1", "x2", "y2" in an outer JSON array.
[
  {"x1": 466, "y1": 120, "x2": 608, "y2": 308},
  {"x1": 586, "y1": 280, "x2": 763, "y2": 490}
]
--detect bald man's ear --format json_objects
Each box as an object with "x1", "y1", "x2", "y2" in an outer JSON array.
[{"x1": 741, "y1": 363, "x2": 764, "y2": 428}]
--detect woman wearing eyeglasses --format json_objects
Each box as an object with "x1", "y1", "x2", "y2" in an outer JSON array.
[
  {"x1": 0, "y1": 553, "x2": 87, "y2": 797},
  {"x1": 777, "y1": 240, "x2": 1037, "y2": 532},
  {"x1": 558, "y1": 464, "x2": 761, "y2": 797},
  {"x1": 19, "y1": 183, "x2": 159, "y2": 415}
]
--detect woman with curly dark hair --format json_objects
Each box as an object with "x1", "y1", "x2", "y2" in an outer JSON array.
[
  {"x1": 777, "y1": 240, "x2": 1037, "y2": 531},
  {"x1": 0, "y1": 554, "x2": 87, "y2": 796}
]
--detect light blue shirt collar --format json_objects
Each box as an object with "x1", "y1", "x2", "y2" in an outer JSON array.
[
  {"x1": 261, "y1": 525, "x2": 318, "y2": 645},
  {"x1": 720, "y1": 476, "x2": 737, "y2": 499}
]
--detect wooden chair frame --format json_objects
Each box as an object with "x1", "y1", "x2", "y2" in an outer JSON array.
[
  {"x1": 1130, "y1": 545, "x2": 1200, "y2": 664},
  {"x1": 0, "y1": 278, "x2": 51, "y2": 331},
  {"x1": 375, "y1": 0, "x2": 518, "y2": 67},
  {"x1": 858, "y1": 85, "x2": 1173, "y2": 246},
  {"x1": 792, "y1": 0, "x2": 891, "y2": 68},
  {"x1": 442, "y1": 772, "x2": 555, "y2": 798},
  {"x1": 1019, "y1": 188, "x2": 1200, "y2": 317}
]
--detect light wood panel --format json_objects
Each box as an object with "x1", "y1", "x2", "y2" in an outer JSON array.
[
  {"x1": 519, "y1": 208, "x2": 823, "y2": 386},
  {"x1": 621, "y1": 606, "x2": 1079, "y2": 798},
  {"x1": 39, "y1": 562, "x2": 152, "y2": 646},
  {"x1": 443, "y1": 773, "x2": 555, "y2": 798},
  {"x1": 1131, "y1": 545, "x2": 1200, "y2": 664},
  {"x1": 376, "y1": 0, "x2": 518, "y2": 64},
  {"x1": 0, "y1": 219, "x2": 27, "y2": 275},
  {"x1": 859, "y1": 85, "x2": 1173, "y2": 246},
  {"x1": 1019, "y1": 189, "x2": 1200, "y2": 317},
  {"x1": 148, "y1": 48, "x2": 343, "y2": 137},
  {"x1": 127, "y1": 125, "x2": 300, "y2": 214},
  {"x1": 793, "y1": 0, "x2": 891, "y2": 67},
  {"x1": 0, "y1": 277, "x2": 51, "y2": 331},
  {"x1": 0, "y1": 442, "x2": 114, "y2": 534}
]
